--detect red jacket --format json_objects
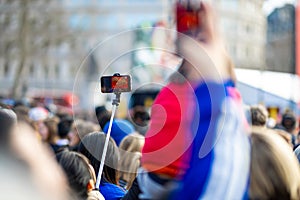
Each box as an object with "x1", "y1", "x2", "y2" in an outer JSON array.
[{"x1": 141, "y1": 82, "x2": 196, "y2": 178}]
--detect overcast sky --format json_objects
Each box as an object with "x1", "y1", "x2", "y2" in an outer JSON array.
[{"x1": 263, "y1": 0, "x2": 296, "y2": 15}]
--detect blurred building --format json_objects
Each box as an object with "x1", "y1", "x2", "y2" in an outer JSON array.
[
  {"x1": 63, "y1": 0, "x2": 167, "y2": 76},
  {"x1": 0, "y1": 0, "x2": 167, "y2": 107},
  {"x1": 213, "y1": 0, "x2": 266, "y2": 70},
  {"x1": 266, "y1": 4, "x2": 295, "y2": 74},
  {"x1": 0, "y1": 0, "x2": 83, "y2": 98},
  {"x1": 63, "y1": 0, "x2": 167, "y2": 108},
  {"x1": 1, "y1": 0, "x2": 269, "y2": 108}
]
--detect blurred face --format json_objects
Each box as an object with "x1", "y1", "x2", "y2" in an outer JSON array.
[
  {"x1": 37, "y1": 121, "x2": 49, "y2": 142},
  {"x1": 68, "y1": 127, "x2": 80, "y2": 147}
]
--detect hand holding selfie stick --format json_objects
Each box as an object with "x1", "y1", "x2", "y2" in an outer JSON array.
[{"x1": 96, "y1": 73, "x2": 130, "y2": 189}]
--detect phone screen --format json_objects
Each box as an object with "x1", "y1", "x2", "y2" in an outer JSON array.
[
  {"x1": 176, "y1": 1, "x2": 200, "y2": 35},
  {"x1": 101, "y1": 75, "x2": 131, "y2": 93}
]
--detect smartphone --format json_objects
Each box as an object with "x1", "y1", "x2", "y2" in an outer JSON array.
[
  {"x1": 101, "y1": 75, "x2": 132, "y2": 93},
  {"x1": 176, "y1": 0, "x2": 201, "y2": 35}
]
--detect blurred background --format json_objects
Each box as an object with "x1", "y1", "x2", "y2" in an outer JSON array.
[{"x1": 0, "y1": 0, "x2": 299, "y2": 120}]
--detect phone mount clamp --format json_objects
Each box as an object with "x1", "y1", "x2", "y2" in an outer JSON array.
[
  {"x1": 112, "y1": 92, "x2": 121, "y2": 106},
  {"x1": 112, "y1": 73, "x2": 121, "y2": 106},
  {"x1": 96, "y1": 73, "x2": 122, "y2": 189}
]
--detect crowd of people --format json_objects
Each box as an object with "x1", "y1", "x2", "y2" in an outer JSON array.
[
  {"x1": 1, "y1": 2, "x2": 300, "y2": 200},
  {"x1": 1, "y1": 82, "x2": 300, "y2": 200}
]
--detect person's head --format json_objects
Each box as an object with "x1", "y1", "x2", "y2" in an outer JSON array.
[
  {"x1": 131, "y1": 106, "x2": 150, "y2": 127},
  {"x1": 249, "y1": 130, "x2": 300, "y2": 199},
  {"x1": 68, "y1": 119, "x2": 100, "y2": 147},
  {"x1": 129, "y1": 106, "x2": 150, "y2": 135},
  {"x1": 95, "y1": 106, "x2": 107, "y2": 117},
  {"x1": 0, "y1": 107, "x2": 17, "y2": 149},
  {"x1": 250, "y1": 105, "x2": 268, "y2": 127},
  {"x1": 13, "y1": 105, "x2": 30, "y2": 121},
  {"x1": 78, "y1": 132, "x2": 120, "y2": 185},
  {"x1": 103, "y1": 119, "x2": 135, "y2": 146},
  {"x1": 7, "y1": 122, "x2": 70, "y2": 200},
  {"x1": 118, "y1": 152, "x2": 141, "y2": 190},
  {"x1": 28, "y1": 107, "x2": 50, "y2": 140},
  {"x1": 28, "y1": 107, "x2": 49, "y2": 122},
  {"x1": 43, "y1": 117, "x2": 60, "y2": 143},
  {"x1": 98, "y1": 112, "x2": 111, "y2": 130},
  {"x1": 57, "y1": 151, "x2": 96, "y2": 200},
  {"x1": 58, "y1": 117, "x2": 73, "y2": 139},
  {"x1": 118, "y1": 133, "x2": 144, "y2": 189},
  {"x1": 95, "y1": 106, "x2": 111, "y2": 129},
  {"x1": 281, "y1": 112, "x2": 298, "y2": 133},
  {"x1": 119, "y1": 132, "x2": 145, "y2": 153}
]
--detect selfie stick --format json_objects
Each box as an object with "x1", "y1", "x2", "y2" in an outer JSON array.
[{"x1": 96, "y1": 88, "x2": 121, "y2": 189}]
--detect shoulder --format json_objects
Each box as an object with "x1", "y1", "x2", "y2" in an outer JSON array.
[{"x1": 100, "y1": 182, "x2": 125, "y2": 200}]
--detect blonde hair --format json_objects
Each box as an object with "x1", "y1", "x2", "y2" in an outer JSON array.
[
  {"x1": 119, "y1": 132, "x2": 145, "y2": 153},
  {"x1": 250, "y1": 130, "x2": 300, "y2": 199},
  {"x1": 44, "y1": 116, "x2": 60, "y2": 143},
  {"x1": 118, "y1": 133, "x2": 145, "y2": 189}
]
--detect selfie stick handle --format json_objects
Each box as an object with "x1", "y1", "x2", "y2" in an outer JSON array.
[{"x1": 96, "y1": 92, "x2": 120, "y2": 189}]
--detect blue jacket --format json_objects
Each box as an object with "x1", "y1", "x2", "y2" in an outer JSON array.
[{"x1": 100, "y1": 181, "x2": 126, "y2": 200}]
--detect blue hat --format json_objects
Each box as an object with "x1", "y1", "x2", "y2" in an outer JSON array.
[{"x1": 103, "y1": 119, "x2": 135, "y2": 146}]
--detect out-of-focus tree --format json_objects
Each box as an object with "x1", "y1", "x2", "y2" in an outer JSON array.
[{"x1": 0, "y1": 0, "x2": 78, "y2": 99}]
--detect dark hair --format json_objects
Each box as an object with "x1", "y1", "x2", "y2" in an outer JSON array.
[
  {"x1": 95, "y1": 106, "x2": 107, "y2": 117},
  {"x1": 96, "y1": 111, "x2": 111, "y2": 130},
  {"x1": 57, "y1": 151, "x2": 93, "y2": 200},
  {"x1": 58, "y1": 117, "x2": 73, "y2": 138},
  {"x1": 78, "y1": 132, "x2": 119, "y2": 185},
  {"x1": 134, "y1": 111, "x2": 150, "y2": 122},
  {"x1": 0, "y1": 108, "x2": 17, "y2": 148},
  {"x1": 281, "y1": 112, "x2": 297, "y2": 132}
]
